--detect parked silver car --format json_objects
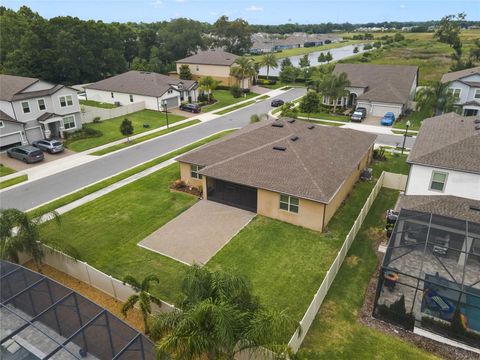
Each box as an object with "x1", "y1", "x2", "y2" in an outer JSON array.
[
  {"x1": 6, "y1": 145, "x2": 44, "y2": 163},
  {"x1": 32, "y1": 139, "x2": 64, "y2": 154}
]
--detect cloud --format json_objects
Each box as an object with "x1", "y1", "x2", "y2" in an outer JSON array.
[
  {"x1": 246, "y1": 5, "x2": 263, "y2": 12},
  {"x1": 399, "y1": 4, "x2": 406, "y2": 8},
  {"x1": 150, "y1": 0, "x2": 163, "y2": 8}
]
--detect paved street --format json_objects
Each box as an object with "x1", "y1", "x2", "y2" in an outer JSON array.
[{"x1": 1, "y1": 87, "x2": 415, "y2": 211}]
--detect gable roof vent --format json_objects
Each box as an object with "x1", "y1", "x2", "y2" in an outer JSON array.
[
  {"x1": 272, "y1": 122, "x2": 284, "y2": 128},
  {"x1": 288, "y1": 119, "x2": 296, "y2": 123},
  {"x1": 474, "y1": 118, "x2": 480, "y2": 124},
  {"x1": 273, "y1": 146, "x2": 286, "y2": 151},
  {"x1": 307, "y1": 124, "x2": 315, "y2": 130},
  {"x1": 290, "y1": 136, "x2": 299, "y2": 141}
]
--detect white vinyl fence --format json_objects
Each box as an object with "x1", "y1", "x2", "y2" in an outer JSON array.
[
  {"x1": 288, "y1": 171, "x2": 406, "y2": 352},
  {"x1": 22, "y1": 245, "x2": 174, "y2": 314},
  {"x1": 80, "y1": 101, "x2": 146, "y2": 123}
]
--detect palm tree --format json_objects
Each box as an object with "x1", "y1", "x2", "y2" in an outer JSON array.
[
  {"x1": 198, "y1": 76, "x2": 219, "y2": 102},
  {"x1": 258, "y1": 53, "x2": 278, "y2": 80},
  {"x1": 416, "y1": 81, "x2": 457, "y2": 116},
  {"x1": 230, "y1": 57, "x2": 257, "y2": 89},
  {"x1": 122, "y1": 274, "x2": 162, "y2": 334},
  {"x1": 150, "y1": 266, "x2": 298, "y2": 359},
  {"x1": 0, "y1": 208, "x2": 78, "y2": 272},
  {"x1": 317, "y1": 72, "x2": 350, "y2": 113}
]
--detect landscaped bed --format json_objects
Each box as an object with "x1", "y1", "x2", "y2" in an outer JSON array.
[
  {"x1": 200, "y1": 90, "x2": 258, "y2": 112},
  {"x1": 65, "y1": 109, "x2": 186, "y2": 152}
]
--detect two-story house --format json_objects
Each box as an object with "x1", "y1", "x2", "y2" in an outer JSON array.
[
  {"x1": 441, "y1": 67, "x2": 480, "y2": 117},
  {"x1": 0, "y1": 74, "x2": 81, "y2": 150}
]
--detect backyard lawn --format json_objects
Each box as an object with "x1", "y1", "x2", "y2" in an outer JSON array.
[
  {"x1": 80, "y1": 99, "x2": 117, "y2": 109},
  {"x1": 201, "y1": 90, "x2": 259, "y2": 112},
  {"x1": 298, "y1": 188, "x2": 438, "y2": 360},
  {"x1": 65, "y1": 110, "x2": 186, "y2": 152},
  {"x1": 0, "y1": 164, "x2": 16, "y2": 177}
]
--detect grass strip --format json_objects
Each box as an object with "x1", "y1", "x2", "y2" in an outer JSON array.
[
  {"x1": 214, "y1": 100, "x2": 256, "y2": 115},
  {"x1": 0, "y1": 164, "x2": 16, "y2": 177},
  {"x1": 28, "y1": 130, "x2": 236, "y2": 218},
  {"x1": 80, "y1": 99, "x2": 117, "y2": 109},
  {"x1": 91, "y1": 120, "x2": 200, "y2": 156},
  {"x1": 0, "y1": 175, "x2": 28, "y2": 189},
  {"x1": 257, "y1": 95, "x2": 270, "y2": 100}
]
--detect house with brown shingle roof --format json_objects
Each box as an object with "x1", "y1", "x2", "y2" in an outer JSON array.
[
  {"x1": 176, "y1": 49, "x2": 248, "y2": 88},
  {"x1": 441, "y1": 66, "x2": 480, "y2": 117},
  {"x1": 84, "y1": 71, "x2": 198, "y2": 111},
  {"x1": 176, "y1": 118, "x2": 376, "y2": 231},
  {"x1": 328, "y1": 63, "x2": 418, "y2": 117}
]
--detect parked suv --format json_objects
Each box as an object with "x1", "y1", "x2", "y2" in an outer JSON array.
[
  {"x1": 7, "y1": 145, "x2": 44, "y2": 163},
  {"x1": 350, "y1": 107, "x2": 367, "y2": 122},
  {"x1": 32, "y1": 139, "x2": 64, "y2": 154},
  {"x1": 180, "y1": 103, "x2": 201, "y2": 113},
  {"x1": 271, "y1": 99, "x2": 285, "y2": 107}
]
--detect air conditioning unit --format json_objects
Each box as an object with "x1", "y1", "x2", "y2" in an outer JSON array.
[{"x1": 114, "y1": 101, "x2": 121, "y2": 106}]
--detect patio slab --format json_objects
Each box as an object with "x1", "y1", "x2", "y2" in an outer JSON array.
[{"x1": 138, "y1": 200, "x2": 255, "y2": 265}]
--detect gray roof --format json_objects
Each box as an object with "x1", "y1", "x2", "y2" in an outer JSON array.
[
  {"x1": 407, "y1": 113, "x2": 480, "y2": 174},
  {"x1": 333, "y1": 63, "x2": 418, "y2": 105},
  {"x1": 396, "y1": 194, "x2": 480, "y2": 223},
  {"x1": 177, "y1": 119, "x2": 376, "y2": 203},
  {"x1": 37, "y1": 112, "x2": 63, "y2": 122},
  {"x1": 441, "y1": 67, "x2": 480, "y2": 83},
  {"x1": 177, "y1": 50, "x2": 238, "y2": 66},
  {"x1": 85, "y1": 71, "x2": 197, "y2": 98},
  {"x1": 0, "y1": 74, "x2": 39, "y2": 101},
  {"x1": 12, "y1": 84, "x2": 64, "y2": 101},
  {"x1": 0, "y1": 110, "x2": 18, "y2": 123}
]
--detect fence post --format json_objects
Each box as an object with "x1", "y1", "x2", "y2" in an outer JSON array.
[
  {"x1": 85, "y1": 262, "x2": 92, "y2": 286},
  {"x1": 110, "y1": 276, "x2": 118, "y2": 299}
]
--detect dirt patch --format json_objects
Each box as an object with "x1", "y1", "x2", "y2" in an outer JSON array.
[
  {"x1": 345, "y1": 255, "x2": 359, "y2": 267},
  {"x1": 24, "y1": 261, "x2": 145, "y2": 333},
  {"x1": 358, "y1": 231, "x2": 479, "y2": 360}
]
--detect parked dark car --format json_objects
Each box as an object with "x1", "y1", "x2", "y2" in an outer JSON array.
[
  {"x1": 32, "y1": 139, "x2": 64, "y2": 154},
  {"x1": 7, "y1": 145, "x2": 44, "y2": 163},
  {"x1": 350, "y1": 107, "x2": 367, "y2": 122},
  {"x1": 271, "y1": 99, "x2": 285, "y2": 107},
  {"x1": 179, "y1": 103, "x2": 201, "y2": 113}
]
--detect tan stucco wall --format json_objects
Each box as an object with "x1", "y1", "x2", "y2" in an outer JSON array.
[
  {"x1": 257, "y1": 188, "x2": 326, "y2": 232},
  {"x1": 323, "y1": 146, "x2": 373, "y2": 226},
  {"x1": 179, "y1": 162, "x2": 203, "y2": 187},
  {"x1": 176, "y1": 63, "x2": 235, "y2": 86}
]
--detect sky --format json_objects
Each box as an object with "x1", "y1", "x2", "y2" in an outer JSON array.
[{"x1": 2, "y1": 0, "x2": 479, "y2": 25}]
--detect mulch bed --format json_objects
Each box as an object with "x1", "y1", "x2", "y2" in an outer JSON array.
[
  {"x1": 358, "y1": 232, "x2": 479, "y2": 360},
  {"x1": 170, "y1": 183, "x2": 202, "y2": 197}
]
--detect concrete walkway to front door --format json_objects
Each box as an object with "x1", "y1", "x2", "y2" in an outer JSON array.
[{"x1": 138, "y1": 200, "x2": 256, "y2": 265}]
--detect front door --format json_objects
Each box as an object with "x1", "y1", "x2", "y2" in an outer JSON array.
[{"x1": 48, "y1": 122, "x2": 61, "y2": 139}]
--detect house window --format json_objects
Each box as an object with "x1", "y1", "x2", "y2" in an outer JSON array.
[
  {"x1": 129, "y1": 94, "x2": 134, "y2": 102},
  {"x1": 279, "y1": 194, "x2": 299, "y2": 213},
  {"x1": 190, "y1": 164, "x2": 203, "y2": 179},
  {"x1": 21, "y1": 101, "x2": 30, "y2": 113},
  {"x1": 447, "y1": 88, "x2": 461, "y2": 99},
  {"x1": 38, "y1": 99, "x2": 46, "y2": 111},
  {"x1": 63, "y1": 115, "x2": 76, "y2": 130},
  {"x1": 59, "y1": 95, "x2": 73, "y2": 107},
  {"x1": 430, "y1": 171, "x2": 448, "y2": 192},
  {"x1": 111, "y1": 92, "x2": 114, "y2": 98},
  {"x1": 168, "y1": 89, "x2": 173, "y2": 94},
  {"x1": 0, "y1": 121, "x2": 4, "y2": 128},
  {"x1": 475, "y1": 89, "x2": 480, "y2": 99},
  {"x1": 196, "y1": 66, "x2": 199, "y2": 71}
]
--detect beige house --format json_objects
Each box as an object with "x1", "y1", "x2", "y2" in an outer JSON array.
[
  {"x1": 176, "y1": 119, "x2": 376, "y2": 232},
  {"x1": 176, "y1": 49, "x2": 250, "y2": 88}
]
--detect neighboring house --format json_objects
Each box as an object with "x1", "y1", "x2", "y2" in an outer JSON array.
[
  {"x1": 0, "y1": 74, "x2": 81, "y2": 150},
  {"x1": 404, "y1": 113, "x2": 480, "y2": 201},
  {"x1": 176, "y1": 118, "x2": 376, "y2": 232},
  {"x1": 326, "y1": 63, "x2": 418, "y2": 117},
  {"x1": 176, "y1": 49, "x2": 249, "y2": 88},
  {"x1": 249, "y1": 32, "x2": 342, "y2": 54},
  {"x1": 85, "y1": 71, "x2": 198, "y2": 111},
  {"x1": 441, "y1": 66, "x2": 480, "y2": 117}
]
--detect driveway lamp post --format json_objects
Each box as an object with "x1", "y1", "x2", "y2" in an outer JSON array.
[
  {"x1": 162, "y1": 99, "x2": 170, "y2": 129},
  {"x1": 401, "y1": 120, "x2": 411, "y2": 155}
]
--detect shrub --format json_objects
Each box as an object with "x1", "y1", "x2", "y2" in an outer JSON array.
[
  {"x1": 64, "y1": 125, "x2": 103, "y2": 140},
  {"x1": 299, "y1": 92, "x2": 320, "y2": 113},
  {"x1": 242, "y1": 88, "x2": 250, "y2": 94},
  {"x1": 198, "y1": 93, "x2": 209, "y2": 102},
  {"x1": 230, "y1": 85, "x2": 242, "y2": 98},
  {"x1": 92, "y1": 117, "x2": 102, "y2": 123}
]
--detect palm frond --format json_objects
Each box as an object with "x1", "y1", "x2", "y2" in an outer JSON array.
[
  {"x1": 123, "y1": 275, "x2": 141, "y2": 291},
  {"x1": 121, "y1": 294, "x2": 139, "y2": 317}
]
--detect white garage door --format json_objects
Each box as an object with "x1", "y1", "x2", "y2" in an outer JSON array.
[
  {"x1": 25, "y1": 127, "x2": 44, "y2": 143},
  {"x1": 356, "y1": 101, "x2": 371, "y2": 113},
  {"x1": 164, "y1": 96, "x2": 179, "y2": 109},
  {"x1": 371, "y1": 104, "x2": 402, "y2": 117},
  {"x1": 0, "y1": 132, "x2": 23, "y2": 150}
]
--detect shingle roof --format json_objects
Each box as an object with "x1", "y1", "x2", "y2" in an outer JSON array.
[
  {"x1": 37, "y1": 112, "x2": 63, "y2": 122},
  {"x1": 85, "y1": 71, "x2": 197, "y2": 97},
  {"x1": 177, "y1": 119, "x2": 376, "y2": 203},
  {"x1": 0, "y1": 110, "x2": 18, "y2": 123},
  {"x1": 176, "y1": 49, "x2": 238, "y2": 66},
  {"x1": 333, "y1": 63, "x2": 418, "y2": 105},
  {"x1": 12, "y1": 84, "x2": 64, "y2": 101},
  {"x1": 407, "y1": 113, "x2": 480, "y2": 174},
  {"x1": 396, "y1": 195, "x2": 480, "y2": 223},
  {"x1": 0, "y1": 74, "x2": 39, "y2": 101},
  {"x1": 441, "y1": 66, "x2": 480, "y2": 83}
]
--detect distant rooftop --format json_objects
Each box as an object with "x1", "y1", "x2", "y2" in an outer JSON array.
[
  {"x1": 441, "y1": 66, "x2": 480, "y2": 83},
  {"x1": 176, "y1": 49, "x2": 238, "y2": 66}
]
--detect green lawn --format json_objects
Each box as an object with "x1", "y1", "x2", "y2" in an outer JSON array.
[
  {"x1": 297, "y1": 111, "x2": 350, "y2": 122},
  {"x1": 298, "y1": 189, "x2": 438, "y2": 360},
  {"x1": 393, "y1": 107, "x2": 431, "y2": 131},
  {"x1": 214, "y1": 100, "x2": 257, "y2": 115},
  {"x1": 0, "y1": 164, "x2": 16, "y2": 177},
  {"x1": 80, "y1": 99, "x2": 118, "y2": 109},
  {"x1": 65, "y1": 110, "x2": 186, "y2": 152},
  {"x1": 91, "y1": 120, "x2": 200, "y2": 156},
  {"x1": 201, "y1": 90, "x2": 259, "y2": 112},
  {"x1": 0, "y1": 174, "x2": 28, "y2": 189}
]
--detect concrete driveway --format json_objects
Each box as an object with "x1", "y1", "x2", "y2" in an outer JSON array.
[
  {"x1": 138, "y1": 200, "x2": 255, "y2": 265},
  {"x1": 0, "y1": 149, "x2": 75, "y2": 172},
  {"x1": 363, "y1": 115, "x2": 382, "y2": 126}
]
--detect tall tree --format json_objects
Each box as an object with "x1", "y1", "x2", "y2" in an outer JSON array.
[
  {"x1": 434, "y1": 13, "x2": 465, "y2": 68},
  {"x1": 299, "y1": 91, "x2": 320, "y2": 115},
  {"x1": 415, "y1": 81, "x2": 457, "y2": 116},
  {"x1": 299, "y1": 54, "x2": 311, "y2": 79},
  {"x1": 198, "y1": 76, "x2": 219, "y2": 102},
  {"x1": 0, "y1": 208, "x2": 78, "y2": 272},
  {"x1": 212, "y1": 16, "x2": 253, "y2": 55},
  {"x1": 317, "y1": 52, "x2": 326, "y2": 63},
  {"x1": 122, "y1": 274, "x2": 162, "y2": 334},
  {"x1": 280, "y1": 57, "x2": 292, "y2": 71},
  {"x1": 120, "y1": 118, "x2": 134, "y2": 142},
  {"x1": 317, "y1": 72, "x2": 351, "y2": 112},
  {"x1": 230, "y1": 57, "x2": 257, "y2": 89},
  {"x1": 178, "y1": 64, "x2": 193, "y2": 80},
  {"x1": 150, "y1": 266, "x2": 297, "y2": 359},
  {"x1": 258, "y1": 53, "x2": 278, "y2": 80},
  {"x1": 325, "y1": 51, "x2": 333, "y2": 63},
  {"x1": 279, "y1": 66, "x2": 301, "y2": 84}
]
